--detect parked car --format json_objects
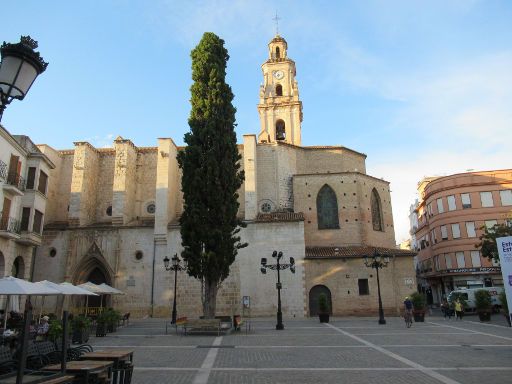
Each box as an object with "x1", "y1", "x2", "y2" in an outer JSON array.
[{"x1": 447, "y1": 287, "x2": 504, "y2": 313}]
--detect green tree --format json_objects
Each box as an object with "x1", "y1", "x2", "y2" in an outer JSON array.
[
  {"x1": 178, "y1": 32, "x2": 246, "y2": 318},
  {"x1": 476, "y1": 222, "x2": 512, "y2": 263}
]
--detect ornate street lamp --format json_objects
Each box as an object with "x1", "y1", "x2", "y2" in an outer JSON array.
[
  {"x1": 0, "y1": 36, "x2": 48, "y2": 122},
  {"x1": 163, "y1": 253, "x2": 187, "y2": 324},
  {"x1": 260, "y1": 250, "x2": 295, "y2": 330},
  {"x1": 364, "y1": 249, "x2": 390, "y2": 325}
]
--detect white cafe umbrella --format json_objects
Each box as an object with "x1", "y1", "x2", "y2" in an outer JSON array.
[
  {"x1": 78, "y1": 282, "x2": 112, "y2": 313},
  {"x1": 98, "y1": 283, "x2": 124, "y2": 295},
  {"x1": 0, "y1": 276, "x2": 61, "y2": 330},
  {"x1": 34, "y1": 281, "x2": 98, "y2": 318}
]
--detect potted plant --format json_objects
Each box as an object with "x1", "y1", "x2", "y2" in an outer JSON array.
[
  {"x1": 475, "y1": 289, "x2": 492, "y2": 322},
  {"x1": 499, "y1": 291, "x2": 511, "y2": 327},
  {"x1": 410, "y1": 292, "x2": 426, "y2": 322},
  {"x1": 318, "y1": 293, "x2": 330, "y2": 323},
  {"x1": 47, "y1": 319, "x2": 63, "y2": 343},
  {"x1": 95, "y1": 312, "x2": 107, "y2": 337},
  {"x1": 71, "y1": 315, "x2": 91, "y2": 344},
  {"x1": 104, "y1": 309, "x2": 122, "y2": 333}
]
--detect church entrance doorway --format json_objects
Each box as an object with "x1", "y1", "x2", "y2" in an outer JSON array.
[
  {"x1": 309, "y1": 285, "x2": 332, "y2": 316},
  {"x1": 87, "y1": 267, "x2": 108, "y2": 308}
]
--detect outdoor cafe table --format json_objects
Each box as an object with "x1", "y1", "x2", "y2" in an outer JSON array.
[
  {"x1": 42, "y1": 360, "x2": 113, "y2": 384},
  {"x1": 80, "y1": 350, "x2": 134, "y2": 384},
  {"x1": 0, "y1": 373, "x2": 75, "y2": 384}
]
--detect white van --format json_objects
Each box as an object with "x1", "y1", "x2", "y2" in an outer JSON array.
[{"x1": 447, "y1": 287, "x2": 504, "y2": 312}]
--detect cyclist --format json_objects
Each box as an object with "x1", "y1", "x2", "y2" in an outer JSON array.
[{"x1": 404, "y1": 296, "x2": 414, "y2": 327}]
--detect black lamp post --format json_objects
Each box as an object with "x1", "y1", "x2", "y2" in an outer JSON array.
[
  {"x1": 164, "y1": 253, "x2": 186, "y2": 324},
  {"x1": 364, "y1": 249, "x2": 390, "y2": 325},
  {"x1": 260, "y1": 250, "x2": 295, "y2": 330},
  {"x1": 0, "y1": 36, "x2": 48, "y2": 122}
]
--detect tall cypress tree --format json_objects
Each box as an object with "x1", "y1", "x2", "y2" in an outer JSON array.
[{"x1": 177, "y1": 32, "x2": 246, "y2": 318}]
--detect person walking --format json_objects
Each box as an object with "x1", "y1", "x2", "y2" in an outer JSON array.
[
  {"x1": 454, "y1": 299, "x2": 464, "y2": 320},
  {"x1": 403, "y1": 296, "x2": 414, "y2": 327},
  {"x1": 441, "y1": 299, "x2": 452, "y2": 320}
]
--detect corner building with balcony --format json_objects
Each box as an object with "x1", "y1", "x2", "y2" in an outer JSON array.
[
  {"x1": 0, "y1": 124, "x2": 54, "y2": 282},
  {"x1": 411, "y1": 169, "x2": 512, "y2": 305},
  {"x1": 28, "y1": 35, "x2": 415, "y2": 318}
]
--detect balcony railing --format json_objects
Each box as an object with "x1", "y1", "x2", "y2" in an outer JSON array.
[
  {"x1": 0, "y1": 215, "x2": 21, "y2": 234},
  {"x1": 0, "y1": 160, "x2": 7, "y2": 181},
  {"x1": 5, "y1": 171, "x2": 26, "y2": 191}
]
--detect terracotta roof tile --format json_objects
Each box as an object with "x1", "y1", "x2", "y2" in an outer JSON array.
[
  {"x1": 255, "y1": 212, "x2": 305, "y2": 222},
  {"x1": 306, "y1": 246, "x2": 416, "y2": 259}
]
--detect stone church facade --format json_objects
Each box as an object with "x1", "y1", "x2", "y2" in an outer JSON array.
[{"x1": 33, "y1": 35, "x2": 415, "y2": 318}]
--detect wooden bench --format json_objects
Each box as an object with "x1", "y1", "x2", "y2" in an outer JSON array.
[{"x1": 183, "y1": 319, "x2": 222, "y2": 336}]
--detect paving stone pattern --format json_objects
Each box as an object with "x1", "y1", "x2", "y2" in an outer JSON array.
[{"x1": 88, "y1": 315, "x2": 512, "y2": 384}]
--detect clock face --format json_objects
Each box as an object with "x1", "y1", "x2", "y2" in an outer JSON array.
[{"x1": 273, "y1": 70, "x2": 284, "y2": 80}]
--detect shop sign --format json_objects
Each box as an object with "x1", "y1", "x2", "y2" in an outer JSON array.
[
  {"x1": 497, "y1": 236, "x2": 512, "y2": 324},
  {"x1": 445, "y1": 267, "x2": 501, "y2": 274}
]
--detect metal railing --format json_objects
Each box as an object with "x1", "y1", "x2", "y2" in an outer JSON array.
[
  {"x1": 5, "y1": 171, "x2": 26, "y2": 191},
  {"x1": 0, "y1": 215, "x2": 21, "y2": 234},
  {"x1": 0, "y1": 160, "x2": 7, "y2": 181}
]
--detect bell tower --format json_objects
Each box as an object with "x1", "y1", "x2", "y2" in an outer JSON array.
[{"x1": 257, "y1": 35, "x2": 303, "y2": 146}]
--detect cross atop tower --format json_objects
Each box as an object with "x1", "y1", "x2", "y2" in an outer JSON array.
[{"x1": 272, "y1": 12, "x2": 281, "y2": 35}]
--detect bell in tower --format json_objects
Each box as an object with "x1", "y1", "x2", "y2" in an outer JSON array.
[{"x1": 257, "y1": 34, "x2": 303, "y2": 146}]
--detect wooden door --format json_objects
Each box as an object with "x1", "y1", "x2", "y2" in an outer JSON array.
[{"x1": 1, "y1": 197, "x2": 11, "y2": 229}]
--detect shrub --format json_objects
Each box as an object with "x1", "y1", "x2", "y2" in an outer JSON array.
[
  {"x1": 318, "y1": 293, "x2": 330, "y2": 313},
  {"x1": 474, "y1": 290, "x2": 492, "y2": 310},
  {"x1": 410, "y1": 292, "x2": 426, "y2": 310}
]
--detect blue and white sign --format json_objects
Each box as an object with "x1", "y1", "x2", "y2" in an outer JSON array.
[{"x1": 497, "y1": 236, "x2": 512, "y2": 324}]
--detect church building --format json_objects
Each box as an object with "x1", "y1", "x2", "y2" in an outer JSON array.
[{"x1": 31, "y1": 35, "x2": 416, "y2": 318}]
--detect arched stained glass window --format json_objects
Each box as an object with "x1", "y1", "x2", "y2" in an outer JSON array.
[
  {"x1": 371, "y1": 188, "x2": 383, "y2": 231},
  {"x1": 317, "y1": 185, "x2": 339, "y2": 229}
]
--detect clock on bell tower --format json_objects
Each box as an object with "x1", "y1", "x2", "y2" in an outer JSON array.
[{"x1": 257, "y1": 35, "x2": 303, "y2": 146}]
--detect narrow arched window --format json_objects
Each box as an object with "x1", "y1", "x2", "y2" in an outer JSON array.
[
  {"x1": 317, "y1": 185, "x2": 339, "y2": 229},
  {"x1": 276, "y1": 84, "x2": 283, "y2": 96},
  {"x1": 276, "y1": 120, "x2": 286, "y2": 140},
  {"x1": 371, "y1": 188, "x2": 383, "y2": 231},
  {"x1": 276, "y1": 47, "x2": 280, "y2": 58}
]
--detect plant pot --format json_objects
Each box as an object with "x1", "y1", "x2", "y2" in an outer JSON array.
[
  {"x1": 96, "y1": 322, "x2": 107, "y2": 337},
  {"x1": 413, "y1": 310, "x2": 425, "y2": 322},
  {"x1": 72, "y1": 328, "x2": 90, "y2": 344},
  {"x1": 318, "y1": 313, "x2": 330, "y2": 323},
  {"x1": 477, "y1": 310, "x2": 491, "y2": 322}
]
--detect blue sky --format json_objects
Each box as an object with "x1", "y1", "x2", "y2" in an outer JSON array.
[{"x1": 2, "y1": 0, "x2": 511, "y2": 243}]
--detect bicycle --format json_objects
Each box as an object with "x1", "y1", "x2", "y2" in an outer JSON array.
[{"x1": 404, "y1": 310, "x2": 412, "y2": 328}]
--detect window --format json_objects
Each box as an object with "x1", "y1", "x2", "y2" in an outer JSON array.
[
  {"x1": 470, "y1": 251, "x2": 481, "y2": 268},
  {"x1": 427, "y1": 203, "x2": 433, "y2": 216},
  {"x1": 500, "y1": 190, "x2": 512, "y2": 206},
  {"x1": 466, "y1": 222, "x2": 476, "y2": 237},
  {"x1": 26, "y1": 167, "x2": 36, "y2": 189},
  {"x1": 456, "y1": 252, "x2": 465, "y2": 268},
  {"x1": 440, "y1": 225, "x2": 448, "y2": 240},
  {"x1": 20, "y1": 208, "x2": 31, "y2": 231},
  {"x1": 480, "y1": 192, "x2": 494, "y2": 207},
  {"x1": 38, "y1": 171, "x2": 48, "y2": 195},
  {"x1": 358, "y1": 279, "x2": 369, "y2": 295},
  {"x1": 461, "y1": 193, "x2": 471, "y2": 209},
  {"x1": 106, "y1": 206, "x2": 112, "y2": 216},
  {"x1": 431, "y1": 229, "x2": 437, "y2": 244},
  {"x1": 451, "y1": 223, "x2": 461, "y2": 239},
  {"x1": 434, "y1": 256, "x2": 440, "y2": 271},
  {"x1": 445, "y1": 254, "x2": 453, "y2": 269},
  {"x1": 146, "y1": 203, "x2": 156, "y2": 214},
  {"x1": 275, "y1": 84, "x2": 283, "y2": 96},
  {"x1": 437, "y1": 198, "x2": 444, "y2": 213},
  {"x1": 275, "y1": 47, "x2": 280, "y2": 58},
  {"x1": 316, "y1": 184, "x2": 339, "y2": 229},
  {"x1": 485, "y1": 220, "x2": 498, "y2": 231},
  {"x1": 371, "y1": 188, "x2": 383, "y2": 231},
  {"x1": 447, "y1": 195, "x2": 456, "y2": 211},
  {"x1": 33, "y1": 210, "x2": 43, "y2": 234}
]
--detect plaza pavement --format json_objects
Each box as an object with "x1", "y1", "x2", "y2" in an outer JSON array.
[{"x1": 89, "y1": 313, "x2": 512, "y2": 384}]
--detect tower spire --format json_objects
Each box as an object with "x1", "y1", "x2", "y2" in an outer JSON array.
[{"x1": 272, "y1": 12, "x2": 281, "y2": 35}]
